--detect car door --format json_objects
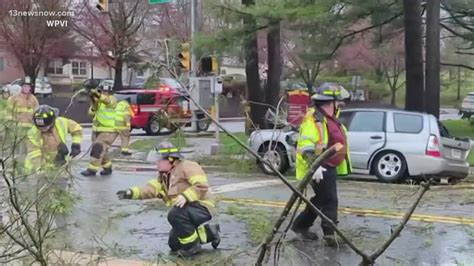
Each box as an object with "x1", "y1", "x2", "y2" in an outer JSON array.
[{"x1": 345, "y1": 111, "x2": 386, "y2": 169}]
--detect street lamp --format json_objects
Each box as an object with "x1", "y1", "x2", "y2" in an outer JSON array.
[{"x1": 87, "y1": 41, "x2": 94, "y2": 79}]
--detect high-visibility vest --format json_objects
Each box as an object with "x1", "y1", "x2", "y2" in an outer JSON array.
[
  {"x1": 93, "y1": 95, "x2": 117, "y2": 132},
  {"x1": 115, "y1": 100, "x2": 131, "y2": 131},
  {"x1": 0, "y1": 99, "x2": 11, "y2": 121},
  {"x1": 295, "y1": 108, "x2": 352, "y2": 180},
  {"x1": 25, "y1": 117, "x2": 77, "y2": 173}
]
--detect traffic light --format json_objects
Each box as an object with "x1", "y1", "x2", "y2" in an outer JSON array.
[
  {"x1": 96, "y1": 0, "x2": 109, "y2": 12},
  {"x1": 178, "y1": 43, "x2": 190, "y2": 71},
  {"x1": 200, "y1": 56, "x2": 218, "y2": 74}
]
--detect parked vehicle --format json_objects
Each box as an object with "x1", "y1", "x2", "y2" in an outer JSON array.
[
  {"x1": 459, "y1": 92, "x2": 474, "y2": 119},
  {"x1": 248, "y1": 108, "x2": 472, "y2": 182},
  {"x1": 4, "y1": 77, "x2": 53, "y2": 97},
  {"x1": 114, "y1": 88, "x2": 211, "y2": 135}
]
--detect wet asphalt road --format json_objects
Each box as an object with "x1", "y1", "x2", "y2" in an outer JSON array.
[{"x1": 50, "y1": 165, "x2": 474, "y2": 265}]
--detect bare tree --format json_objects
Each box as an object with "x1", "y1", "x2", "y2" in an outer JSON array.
[
  {"x1": 72, "y1": 0, "x2": 149, "y2": 90},
  {"x1": 0, "y1": 122, "x2": 77, "y2": 265},
  {"x1": 0, "y1": 0, "x2": 75, "y2": 92}
]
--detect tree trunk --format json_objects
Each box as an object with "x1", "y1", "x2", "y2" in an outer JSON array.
[
  {"x1": 114, "y1": 58, "x2": 123, "y2": 91},
  {"x1": 242, "y1": 0, "x2": 265, "y2": 129},
  {"x1": 424, "y1": 0, "x2": 441, "y2": 118},
  {"x1": 22, "y1": 64, "x2": 37, "y2": 94},
  {"x1": 403, "y1": 0, "x2": 424, "y2": 112},
  {"x1": 391, "y1": 88, "x2": 397, "y2": 106},
  {"x1": 457, "y1": 66, "x2": 461, "y2": 100},
  {"x1": 265, "y1": 20, "x2": 282, "y2": 109}
]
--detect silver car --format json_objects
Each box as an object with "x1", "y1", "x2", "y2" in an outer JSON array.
[{"x1": 248, "y1": 108, "x2": 472, "y2": 182}]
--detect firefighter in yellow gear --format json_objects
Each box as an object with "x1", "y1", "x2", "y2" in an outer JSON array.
[
  {"x1": 116, "y1": 142, "x2": 221, "y2": 257},
  {"x1": 25, "y1": 105, "x2": 83, "y2": 174},
  {"x1": 8, "y1": 77, "x2": 39, "y2": 127},
  {"x1": 7, "y1": 77, "x2": 39, "y2": 158},
  {"x1": 81, "y1": 84, "x2": 118, "y2": 176},
  {"x1": 291, "y1": 82, "x2": 352, "y2": 247},
  {"x1": 115, "y1": 99, "x2": 132, "y2": 156}
]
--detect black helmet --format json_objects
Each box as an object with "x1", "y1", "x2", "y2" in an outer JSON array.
[
  {"x1": 21, "y1": 76, "x2": 32, "y2": 86},
  {"x1": 33, "y1": 105, "x2": 59, "y2": 127}
]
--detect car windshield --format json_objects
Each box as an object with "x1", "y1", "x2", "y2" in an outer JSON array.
[{"x1": 115, "y1": 92, "x2": 137, "y2": 104}]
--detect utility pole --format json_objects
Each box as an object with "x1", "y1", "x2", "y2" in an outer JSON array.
[{"x1": 190, "y1": 0, "x2": 196, "y2": 77}]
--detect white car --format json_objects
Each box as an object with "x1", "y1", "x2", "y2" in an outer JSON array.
[{"x1": 3, "y1": 77, "x2": 53, "y2": 97}]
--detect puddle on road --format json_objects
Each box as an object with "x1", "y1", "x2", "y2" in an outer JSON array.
[
  {"x1": 45, "y1": 168, "x2": 473, "y2": 265},
  {"x1": 49, "y1": 169, "x2": 249, "y2": 262}
]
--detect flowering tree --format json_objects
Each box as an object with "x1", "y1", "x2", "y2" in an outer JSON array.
[
  {"x1": 0, "y1": 0, "x2": 75, "y2": 91},
  {"x1": 72, "y1": 0, "x2": 149, "y2": 90}
]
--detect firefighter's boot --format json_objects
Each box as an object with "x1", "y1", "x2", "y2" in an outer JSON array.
[
  {"x1": 208, "y1": 224, "x2": 221, "y2": 249},
  {"x1": 323, "y1": 234, "x2": 338, "y2": 247},
  {"x1": 178, "y1": 242, "x2": 202, "y2": 257},
  {"x1": 81, "y1": 169, "x2": 97, "y2": 177},
  {"x1": 100, "y1": 167, "x2": 113, "y2": 176},
  {"x1": 291, "y1": 225, "x2": 319, "y2": 240}
]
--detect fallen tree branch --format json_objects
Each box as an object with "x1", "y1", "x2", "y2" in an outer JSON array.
[
  {"x1": 257, "y1": 144, "x2": 342, "y2": 265},
  {"x1": 363, "y1": 180, "x2": 432, "y2": 265},
  {"x1": 152, "y1": 61, "x2": 367, "y2": 265}
]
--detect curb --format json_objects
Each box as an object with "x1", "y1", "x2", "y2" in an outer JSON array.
[{"x1": 114, "y1": 164, "x2": 227, "y2": 172}]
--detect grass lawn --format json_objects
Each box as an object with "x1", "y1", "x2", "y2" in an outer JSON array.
[
  {"x1": 442, "y1": 119, "x2": 474, "y2": 166},
  {"x1": 129, "y1": 139, "x2": 155, "y2": 152},
  {"x1": 219, "y1": 132, "x2": 249, "y2": 155}
]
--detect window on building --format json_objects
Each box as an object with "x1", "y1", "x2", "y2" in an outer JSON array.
[
  {"x1": 46, "y1": 59, "x2": 63, "y2": 74},
  {"x1": 136, "y1": 69, "x2": 144, "y2": 77},
  {"x1": 72, "y1": 61, "x2": 87, "y2": 76},
  {"x1": 0, "y1": 57, "x2": 4, "y2": 72},
  {"x1": 220, "y1": 69, "x2": 227, "y2": 75}
]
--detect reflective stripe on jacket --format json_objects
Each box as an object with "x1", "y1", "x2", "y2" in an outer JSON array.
[
  {"x1": 25, "y1": 117, "x2": 83, "y2": 173},
  {"x1": 91, "y1": 94, "x2": 117, "y2": 132},
  {"x1": 129, "y1": 160, "x2": 215, "y2": 213},
  {"x1": 296, "y1": 108, "x2": 352, "y2": 180},
  {"x1": 115, "y1": 100, "x2": 132, "y2": 131},
  {"x1": 8, "y1": 94, "x2": 39, "y2": 125}
]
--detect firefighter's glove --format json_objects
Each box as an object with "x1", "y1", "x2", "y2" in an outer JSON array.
[
  {"x1": 55, "y1": 143, "x2": 69, "y2": 165},
  {"x1": 89, "y1": 89, "x2": 100, "y2": 101},
  {"x1": 174, "y1": 195, "x2": 187, "y2": 208},
  {"x1": 116, "y1": 189, "x2": 133, "y2": 200},
  {"x1": 70, "y1": 143, "x2": 81, "y2": 158},
  {"x1": 312, "y1": 166, "x2": 326, "y2": 183}
]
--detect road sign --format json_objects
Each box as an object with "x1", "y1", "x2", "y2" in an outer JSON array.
[{"x1": 148, "y1": 0, "x2": 171, "y2": 4}]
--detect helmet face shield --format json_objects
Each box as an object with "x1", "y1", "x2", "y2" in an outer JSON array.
[
  {"x1": 156, "y1": 141, "x2": 183, "y2": 159},
  {"x1": 33, "y1": 105, "x2": 57, "y2": 128}
]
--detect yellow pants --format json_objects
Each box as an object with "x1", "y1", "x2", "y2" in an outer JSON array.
[
  {"x1": 118, "y1": 129, "x2": 130, "y2": 152},
  {"x1": 88, "y1": 132, "x2": 118, "y2": 171}
]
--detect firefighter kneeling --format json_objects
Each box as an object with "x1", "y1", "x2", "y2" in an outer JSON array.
[{"x1": 116, "y1": 142, "x2": 221, "y2": 257}]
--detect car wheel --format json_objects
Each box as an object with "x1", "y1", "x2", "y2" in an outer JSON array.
[
  {"x1": 197, "y1": 117, "x2": 211, "y2": 132},
  {"x1": 145, "y1": 117, "x2": 161, "y2": 135},
  {"x1": 373, "y1": 151, "x2": 407, "y2": 182},
  {"x1": 258, "y1": 143, "x2": 289, "y2": 175}
]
